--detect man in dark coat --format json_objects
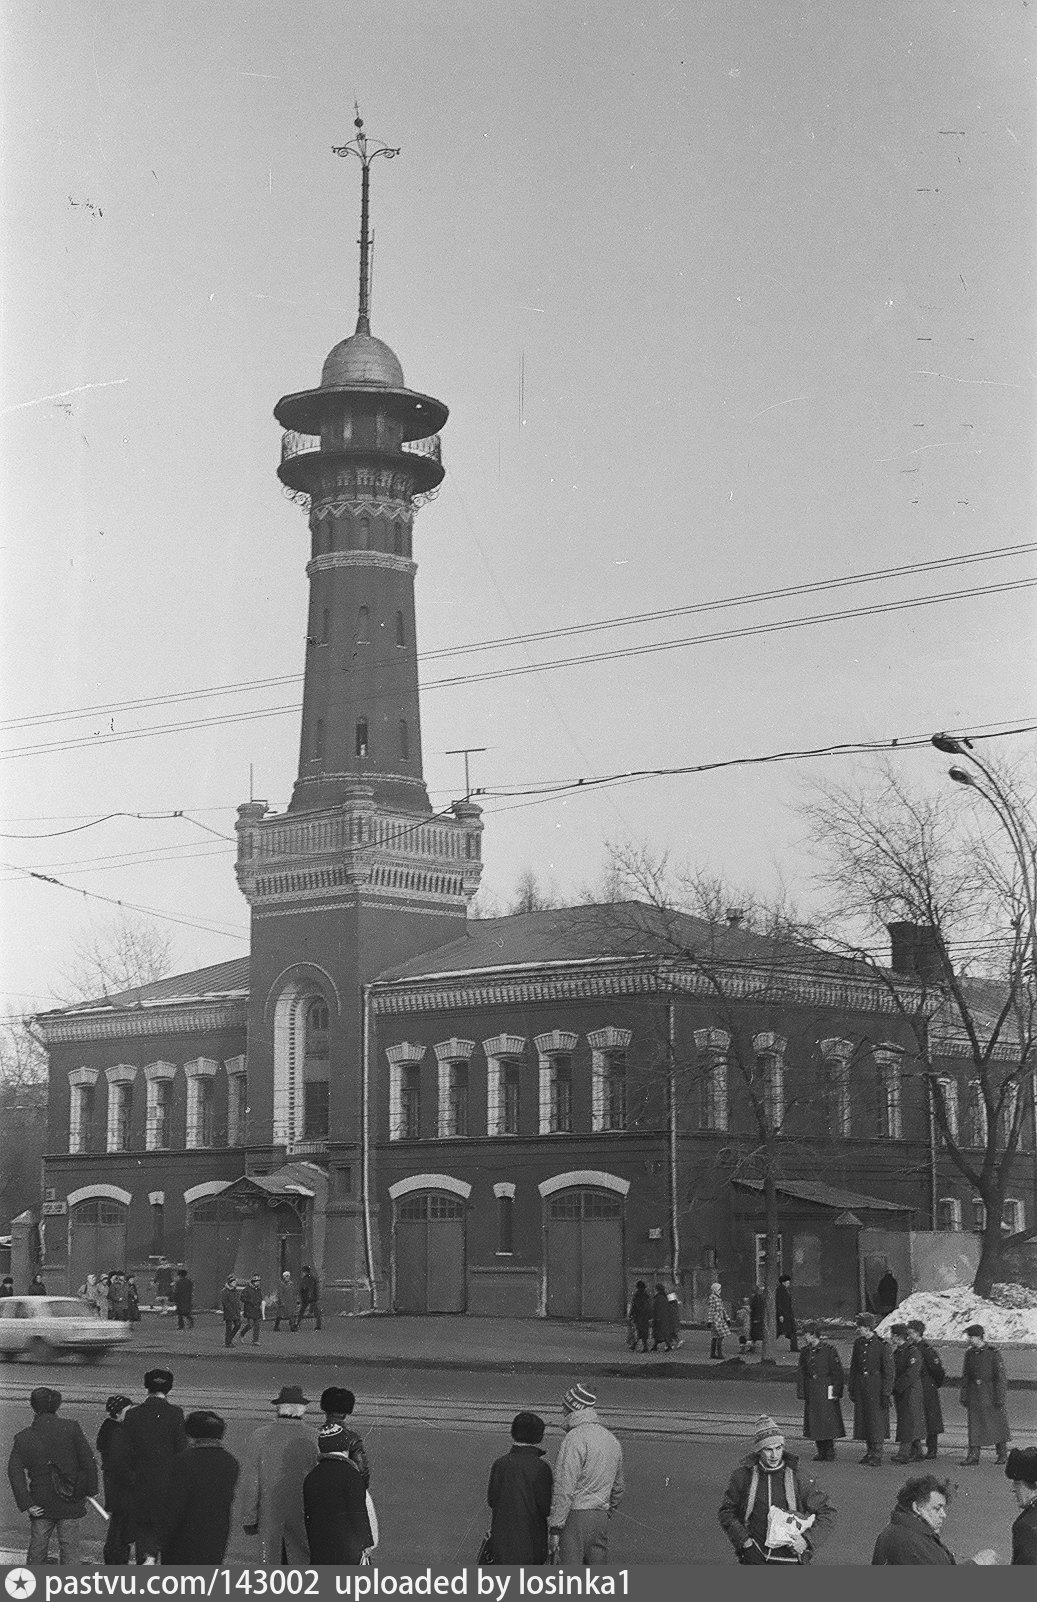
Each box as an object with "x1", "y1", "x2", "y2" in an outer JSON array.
[
  {"x1": 627, "y1": 1282, "x2": 651, "y2": 1353},
  {"x1": 320, "y1": 1387, "x2": 370, "y2": 1487},
  {"x1": 797, "y1": 1321, "x2": 845, "y2": 1462},
  {"x1": 221, "y1": 1275, "x2": 242, "y2": 1347},
  {"x1": 875, "y1": 1268, "x2": 899, "y2": 1317},
  {"x1": 487, "y1": 1411, "x2": 553, "y2": 1565},
  {"x1": 959, "y1": 1324, "x2": 1011, "y2": 1466},
  {"x1": 298, "y1": 1266, "x2": 323, "y2": 1331},
  {"x1": 890, "y1": 1325, "x2": 926, "y2": 1463},
  {"x1": 172, "y1": 1268, "x2": 194, "y2": 1331},
  {"x1": 28, "y1": 1272, "x2": 46, "y2": 1294},
  {"x1": 849, "y1": 1313, "x2": 894, "y2": 1466},
  {"x1": 160, "y1": 1411, "x2": 239, "y2": 1565},
  {"x1": 775, "y1": 1274, "x2": 798, "y2": 1352},
  {"x1": 872, "y1": 1473, "x2": 998, "y2": 1564},
  {"x1": 664, "y1": 1285, "x2": 683, "y2": 1348},
  {"x1": 1005, "y1": 1447, "x2": 1037, "y2": 1565},
  {"x1": 907, "y1": 1320, "x2": 945, "y2": 1458},
  {"x1": 718, "y1": 1414, "x2": 835, "y2": 1564},
  {"x1": 96, "y1": 1394, "x2": 136, "y2": 1564},
  {"x1": 7, "y1": 1386, "x2": 98, "y2": 1565},
  {"x1": 240, "y1": 1275, "x2": 264, "y2": 1346},
  {"x1": 123, "y1": 1368, "x2": 188, "y2": 1562},
  {"x1": 749, "y1": 1286, "x2": 765, "y2": 1349},
  {"x1": 1, "y1": 1274, "x2": 15, "y2": 1297},
  {"x1": 303, "y1": 1423, "x2": 373, "y2": 1565},
  {"x1": 651, "y1": 1284, "x2": 673, "y2": 1351}
]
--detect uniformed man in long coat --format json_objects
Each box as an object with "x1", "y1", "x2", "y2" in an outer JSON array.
[
  {"x1": 907, "y1": 1319, "x2": 945, "y2": 1458},
  {"x1": 889, "y1": 1324, "x2": 926, "y2": 1462},
  {"x1": 848, "y1": 1313, "x2": 893, "y2": 1467},
  {"x1": 959, "y1": 1323, "x2": 1011, "y2": 1466},
  {"x1": 796, "y1": 1321, "x2": 845, "y2": 1461},
  {"x1": 123, "y1": 1369, "x2": 188, "y2": 1562},
  {"x1": 241, "y1": 1384, "x2": 318, "y2": 1564}
]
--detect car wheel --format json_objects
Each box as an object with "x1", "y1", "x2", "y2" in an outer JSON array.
[
  {"x1": 82, "y1": 1350, "x2": 105, "y2": 1365},
  {"x1": 27, "y1": 1336, "x2": 55, "y2": 1364}
]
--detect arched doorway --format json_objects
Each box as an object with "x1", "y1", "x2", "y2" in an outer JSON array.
[
  {"x1": 392, "y1": 1190, "x2": 467, "y2": 1313},
  {"x1": 544, "y1": 1185, "x2": 626, "y2": 1320},
  {"x1": 68, "y1": 1197, "x2": 128, "y2": 1291}
]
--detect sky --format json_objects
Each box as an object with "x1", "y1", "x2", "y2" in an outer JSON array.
[{"x1": 1, "y1": 0, "x2": 1035, "y2": 1010}]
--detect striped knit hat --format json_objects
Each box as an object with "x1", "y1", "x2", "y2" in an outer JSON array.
[
  {"x1": 752, "y1": 1415, "x2": 785, "y2": 1451},
  {"x1": 562, "y1": 1384, "x2": 597, "y2": 1413}
]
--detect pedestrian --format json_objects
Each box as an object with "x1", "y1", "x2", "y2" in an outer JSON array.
[
  {"x1": 28, "y1": 1272, "x2": 46, "y2": 1294},
  {"x1": 1004, "y1": 1447, "x2": 1037, "y2": 1564},
  {"x1": 776, "y1": 1274, "x2": 799, "y2": 1352},
  {"x1": 849, "y1": 1312, "x2": 894, "y2": 1467},
  {"x1": 123, "y1": 1368, "x2": 188, "y2": 1563},
  {"x1": 907, "y1": 1319, "x2": 945, "y2": 1459},
  {"x1": 871, "y1": 1473, "x2": 998, "y2": 1564},
  {"x1": 303, "y1": 1424, "x2": 373, "y2": 1565},
  {"x1": 735, "y1": 1296, "x2": 752, "y2": 1357},
  {"x1": 298, "y1": 1265, "x2": 323, "y2": 1331},
  {"x1": 547, "y1": 1384, "x2": 624, "y2": 1567},
  {"x1": 664, "y1": 1284, "x2": 683, "y2": 1348},
  {"x1": 274, "y1": 1269, "x2": 299, "y2": 1333},
  {"x1": 627, "y1": 1281, "x2": 651, "y2": 1353},
  {"x1": 320, "y1": 1388, "x2": 370, "y2": 1486},
  {"x1": 107, "y1": 1272, "x2": 129, "y2": 1322},
  {"x1": 153, "y1": 1262, "x2": 174, "y2": 1305},
  {"x1": 241, "y1": 1384, "x2": 318, "y2": 1565},
  {"x1": 6, "y1": 1386, "x2": 98, "y2": 1566},
  {"x1": 221, "y1": 1275, "x2": 242, "y2": 1347},
  {"x1": 749, "y1": 1285, "x2": 765, "y2": 1352},
  {"x1": 240, "y1": 1274, "x2": 264, "y2": 1346},
  {"x1": 160, "y1": 1411, "x2": 239, "y2": 1565},
  {"x1": 95, "y1": 1394, "x2": 136, "y2": 1565},
  {"x1": 0, "y1": 1274, "x2": 14, "y2": 1297},
  {"x1": 126, "y1": 1275, "x2": 141, "y2": 1324},
  {"x1": 797, "y1": 1320, "x2": 845, "y2": 1462},
  {"x1": 718, "y1": 1413, "x2": 835, "y2": 1565},
  {"x1": 172, "y1": 1267, "x2": 194, "y2": 1331},
  {"x1": 486, "y1": 1411, "x2": 553, "y2": 1565},
  {"x1": 651, "y1": 1283, "x2": 672, "y2": 1351},
  {"x1": 875, "y1": 1267, "x2": 899, "y2": 1318},
  {"x1": 889, "y1": 1324, "x2": 926, "y2": 1464},
  {"x1": 707, "y1": 1281, "x2": 729, "y2": 1360},
  {"x1": 959, "y1": 1323, "x2": 1011, "y2": 1466}
]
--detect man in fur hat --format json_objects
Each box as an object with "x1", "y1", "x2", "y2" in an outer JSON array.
[
  {"x1": 719, "y1": 1415, "x2": 835, "y2": 1564},
  {"x1": 487, "y1": 1412, "x2": 553, "y2": 1565},
  {"x1": 1004, "y1": 1447, "x2": 1037, "y2": 1564},
  {"x1": 959, "y1": 1324, "x2": 1011, "y2": 1466},
  {"x1": 7, "y1": 1387, "x2": 98, "y2": 1566},
  {"x1": 241, "y1": 1385, "x2": 318, "y2": 1564},
  {"x1": 548, "y1": 1385, "x2": 624, "y2": 1566},
  {"x1": 124, "y1": 1370, "x2": 187, "y2": 1563},
  {"x1": 849, "y1": 1313, "x2": 894, "y2": 1467}
]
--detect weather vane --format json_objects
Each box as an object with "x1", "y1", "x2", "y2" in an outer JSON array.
[{"x1": 332, "y1": 107, "x2": 400, "y2": 336}]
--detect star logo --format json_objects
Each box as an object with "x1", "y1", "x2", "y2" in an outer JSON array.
[{"x1": 5, "y1": 1572, "x2": 36, "y2": 1599}]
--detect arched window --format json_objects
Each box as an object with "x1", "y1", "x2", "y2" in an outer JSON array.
[
  {"x1": 399, "y1": 719, "x2": 409, "y2": 761},
  {"x1": 273, "y1": 984, "x2": 334, "y2": 1148},
  {"x1": 396, "y1": 610, "x2": 406, "y2": 647},
  {"x1": 303, "y1": 999, "x2": 330, "y2": 1140},
  {"x1": 356, "y1": 718, "x2": 368, "y2": 759}
]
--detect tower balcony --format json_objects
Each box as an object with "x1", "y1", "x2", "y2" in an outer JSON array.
[{"x1": 277, "y1": 430, "x2": 444, "y2": 498}]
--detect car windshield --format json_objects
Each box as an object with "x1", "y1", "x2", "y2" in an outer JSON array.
[{"x1": 40, "y1": 1300, "x2": 92, "y2": 1319}]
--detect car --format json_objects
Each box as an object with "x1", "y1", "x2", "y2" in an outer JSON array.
[{"x1": 0, "y1": 1296, "x2": 132, "y2": 1363}]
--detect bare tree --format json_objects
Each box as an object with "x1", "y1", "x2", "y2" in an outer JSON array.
[
  {"x1": 57, "y1": 911, "x2": 174, "y2": 1004},
  {"x1": 805, "y1": 758, "x2": 1037, "y2": 1297},
  {"x1": 0, "y1": 1015, "x2": 47, "y2": 1229},
  {"x1": 508, "y1": 868, "x2": 561, "y2": 915}
]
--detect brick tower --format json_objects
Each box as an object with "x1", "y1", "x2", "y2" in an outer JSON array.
[{"x1": 235, "y1": 118, "x2": 483, "y2": 1307}]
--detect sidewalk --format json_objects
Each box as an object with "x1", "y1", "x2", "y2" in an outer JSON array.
[{"x1": 127, "y1": 1311, "x2": 1037, "y2": 1387}]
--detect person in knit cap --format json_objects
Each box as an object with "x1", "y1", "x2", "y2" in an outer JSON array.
[
  {"x1": 718, "y1": 1414, "x2": 835, "y2": 1564},
  {"x1": 1004, "y1": 1447, "x2": 1037, "y2": 1565},
  {"x1": 303, "y1": 1423, "x2": 372, "y2": 1565},
  {"x1": 487, "y1": 1411, "x2": 553, "y2": 1565},
  {"x1": 320, "y1": 1386, "x2": 369, "y2": 1487},
  {"x1": 547, "y1": 1384, "x2": 624, "y2": 1566},
  {"x1": 96, "y1": 1394, "x2": 135, "y2": 1564}
]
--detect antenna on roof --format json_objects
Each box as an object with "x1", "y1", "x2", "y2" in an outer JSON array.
[{"x1": 332, "y1": 108, "x2": 400, "y2": 336}]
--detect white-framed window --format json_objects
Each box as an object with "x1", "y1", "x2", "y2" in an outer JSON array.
[
  {"x1": 105, "y1": 1065, "x2": 136, "y2": 1153},
  {"x1": 494, "y1": 1183, "x2": 516, "y2": 1254},
  {"x1": 68, "y1": 1068, "x2": 98, "y2": 1155},
  {"x1": 536, "y1": 1031, "x2": 578, "y2": 1135},
  {"x1": 694, "y1": 1028, "x2": 730, "y2": 1132},
  {"x1": 874, "y1": 1047, "x2": 903, "y2": 1140},
  {"x1": 184, "y1": 1058, "x2": 218, "y2": 1149},
  {"x1": 387, "y1": 1043, "x2": 426, "y2": 1141},
  {"x1": 754, "y1": 1032, "x2": 786, "y2": 1130},
  {"x1": 1002, "y1": 1197, "x2": 1025, "y2": 1234},
  {"x1": 144, "y1": 1061, "x2": 176, "y2": 1152},
  {"x1": 936, "y1": 1196, "x2": 962, "y2": 1232},
  {"x1": 966, "y1": 1080, "x2": 988, "y2": 1147},
  {"x1": 754, "y1": 1232, "x2": 783, "y2": 1286},
  {"x1": 226, "y1": 1057, "x2": 247, "y2": 1146},
  {"x1": 819, "y1": 1038, "x2": 853, "y2": 1140},
  {"x1": 434, "y1": 1039, "x2": 475, "y2": 1138},
  {"x1": 589, "y1": 1027, "x2": 631, "y2": 1133},
  {"x1": 484, "y1": 1035, "x2": 525, "y2": 1136},
  {"x1": 972, "y1": 1197, "x2": 987, "y2": 1233},
  {"x1": 935, "y1": 1076, "x2": 959, "y2": 1143},
  {"x1": 997, "y1": 1081, "x2": 1020, "y2": 1149}
]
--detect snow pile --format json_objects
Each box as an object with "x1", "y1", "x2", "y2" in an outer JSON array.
[
  {"x1": 878, "y1": 1286, "x2": 1037, "y2": 1344},
  {"x1": 990, "y1": 1282, "x2": 1037, "y2": 1311}
]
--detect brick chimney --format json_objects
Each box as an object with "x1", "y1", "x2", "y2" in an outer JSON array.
[{"x1": 887, "y1": 922, "x2": 944, "y2": 984}]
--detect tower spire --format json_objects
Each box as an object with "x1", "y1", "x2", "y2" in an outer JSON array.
[{"x1": 332, "y1": 108, "x2": 400, "y2": 337}]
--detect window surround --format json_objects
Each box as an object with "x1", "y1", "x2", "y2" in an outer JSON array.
[
  {"x1": 753, "y1": 1031, "x2": 787, "y2": 1130},
  {"x1": 536, "y1": 1031, "x2": 579, "y2": 1135},
  {"x1": 434, "y1": 1038, "x2": 475, "y2": 1138},
  {"x1": 874, "y1": 1045, "x2": 904, "y2": 1140},
  {"x1": 693, "y1": 1028, "x2": 730, "y2": 1132},
  {"x1": 68, "y1": 1067, "x2": 98, "y2": 1155},
  {"x1": 105, "y1": 1065, "x2": 136, "y2": 1153},
  {"x1": 819, "y1": 1038, "x2": 853, "y2": 1139},
  {"x1": 387, "y1": 1042, "x2": 426, "y2": 1142},
  {"x1": 1003, "y1": 1197, "x2": 1025, "y2": 1234},
  {"x1": 588, "y1": 1026, "x2": 631, "y2": 1133},
  {"x1": 966, "y1": 1080, "x2": 988, "y2": 1147},
  {"x1": 997, "y1": 1081, "x2": 1020, "y2": 1149},
  {"x1": 936, "y1": 1196, "x2": 962, "y2": 1232},
  {"x1": 183, "y1": 1057, "x2": 218, "y2": 1150},
  {"x1": 144, "y1": 1061, "x2": 176, "y2": 1152},
  {"x1": 484, "y1": 1034, "x2": 526, "y2": 1137},
  {"x1": 934, "y1": 1075, "x2": 959, "y2": 1143},
  {"x1": 225, "y1": 1056, "x2": 247, "y2": 1146}
]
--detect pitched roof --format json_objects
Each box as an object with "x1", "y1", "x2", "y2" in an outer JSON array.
[
  {"x1": 45, "y1": 956, "x2": 251, "y2": 1018},
  {"x1": 734, "y1": 1177, "x2": 915, "y2": 1214}
]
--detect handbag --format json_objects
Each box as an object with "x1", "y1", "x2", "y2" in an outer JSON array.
[{"x1": 477, "y1": 1532, "x2": 494, "y2": 1565}]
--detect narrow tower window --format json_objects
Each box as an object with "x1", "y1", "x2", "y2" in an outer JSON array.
[
  {"x1": 356, "y1": 606, "x2": 370, "y2": 643},
  {"x1": 395, "y1": 610, "x2": 406, "y2": 647},
  {"x1": 357, "y1": 515, "x2": 370, "y2": 550},
  {"x1": 393, "y1": 525, "x2": 403, "y2": 556},
  {"x1": 321, "y1": 609, "x2": 330, "y2": 644},
  {"x1": 399, "y1": 719, "x2": 409, "y2": 761},
  {"x1": 356, "y1": 717, "x2": 368, "y2": 759},
  {"x1": 314, "y1": 719, "x2": 325, "y2": 761}
]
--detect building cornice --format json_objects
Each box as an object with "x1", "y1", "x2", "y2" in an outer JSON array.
[{"x1": 36, "y1": 1000, "x2": 247, "y2": 1046}]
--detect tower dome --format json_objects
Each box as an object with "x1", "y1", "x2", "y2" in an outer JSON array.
[{"x1": 321, "y1": 331, "x2": 405, "y2": 390}]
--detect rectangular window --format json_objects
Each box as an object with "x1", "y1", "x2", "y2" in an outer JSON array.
[
  {"x1": 754, "y1": 1232, "x2": 783, "y2": 1286},
  {"x1": 936, "y1": 1196, "x2": 961, "y2": 1232},
  {"x1": 1003, "y1": 1198, "x2": 1025, "y2": 1234},
  {"x1": 997, "y1": 1083, "x2": 1020, "y2": 1148},
  {"x1": 303, "y1": 1079, "x2": 330, "y2": 1139},
  {"x1": 972, "y1": 1198, "x2": 987, "y2": 1233},
  {"x1": 70, "y1": 1083, "x2": 96, "y2": 1154},
  {"x1": 879, "y1": 1066, "x2": 902, "y2": 1140},
  {"x1": 549, "y1": 1056, "x2": 573, "y2": 1134},
  {"x1": 501, "y1": 1062, "x2": 520, "y2": 1135},
  {"x1": 759, "y1": 1052, "x2": 784, "y2": 1129},
  {"x1": 227, "y1": 1073, "x2": 247, "y2": 1146},
  {"x1": 187, "y1": 1075, "x2": 215, "y2": 1149},
  {"x1": 699, "y1": 1053, "x2": 729, "y2": 1133},
  {"x1": 966, "y1": 1082, "x2": 988, "y2": 1147},
  {"x1": 828, "y1": 1066, "x2": 851, "y2": 1139},
  {"x1": 151, "y1": 1080, "x2": 172, "y2": 1150},
  {"x1": 936, "y1": 1078, "x2": 959, "y2": 1142},
  {"x1": 401, "y1": 1065, "x2": 421, "y2": 1140},
  {"x1": 108, "y1": 1083, "x2": 132, "y2": 1153},
  {"x1": 497, "y1": 1194, "x2": 514, "y2": 1255},
  {"x1": 593, "y1": 1050, "x2": 626, "y2": 1132},
  {"x1": 444, "y1": 1063, "x2": 468, "y2": 1137}
]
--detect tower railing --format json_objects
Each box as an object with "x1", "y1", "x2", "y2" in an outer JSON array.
[{"x1": 280, "y1": 430, "x2": 442, "y2": 466}]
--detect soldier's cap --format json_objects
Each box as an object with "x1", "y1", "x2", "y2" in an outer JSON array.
[
  {"x1": 963, "y1": 1323, "x2": 985, "y2": 1338},
  {"x1": 144, "y1": 1369, "x2": 174, "y2": 1393},
  {"x1": 906, "y1": 1319, "x2": 926, "y2": 1334},
  {"x1": 799, "y1": 1319, "x2": 820, "y2": 1337},
  {"x1": 271, "y1": 1385, "x2": 311, "y2": 1406},
  {"x1": 1005, "y1": 1448, "x2": 1037, "y2": 1487},
  {"x1": 321, "y1": 1387, "x2": 355, "y2": 1416},
  {"x1": 185, "y1": 1410, "x2": 226, "y2": 1441},
  {"x1": 855, "y1": 1312, "x2": 876, "y2": 1330},
  {"x1": 105, "y1": 1394, "x2": 132, "y2": 1419},
  {"x1": 29, "y1": 1387, "x2": 61, "y2": 1414},
  {"x1": 890, "y1": 1323, "x2": 910, "y2": 1337}
]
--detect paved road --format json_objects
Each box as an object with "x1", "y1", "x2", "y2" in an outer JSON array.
[{"x1": 2, "y1": 1354, "x2": 1031, "y2": 1566}]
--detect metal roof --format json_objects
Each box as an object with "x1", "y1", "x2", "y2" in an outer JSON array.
[
  {"x1": 734, "y1": 1178, "x2": 916, "y2": 1214},
  {"x1": 46, "y1": 956, "x2": 251, "y2": 1017}
]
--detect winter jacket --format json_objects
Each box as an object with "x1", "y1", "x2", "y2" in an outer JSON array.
[
  {"x1": 548, "y1": 1409, "x2": 624, "y2": 1529},
  {"x1": 718, "y1": 1451, "x2": 834, "y2": 1564},
  {"x1": 707, "y1": 1289, "x2": 729, "y2": 1336},
  {"x1": 221, "y1": 1283, "x2": 242, "y2": 1321},
  {"x1": 487, "y1": 1443, "x2": 553, "y2": 1565},
  {"x1": 8, "y1": 1411, "x2": 98, "y2": 1523},
  {"x1": 664, "y1": 1289, "x2": 682, "y2": 1342},
  {"x1": 915, "y1": 1339, "x2": 945, "y2": 1435},
  {"x1": 749, "y1": 1292, "x2": 765, "y2": 1343},
  {"x1": 321, "y1": 1419, "x2": 369, "y2": 1488},
  {"x1": 242, "y1": 1282, "x2": 264, "y2": 1320},
  {"x1": 849, "y1": 1333, "x2": 893, "y2": 1441},
  {"x1": 1011, "y1": 1502, "x2": 1037, "y2": 1565},
  {"x1": 775, "y1": 1283, "x2": 795, "y2": 1338},
  {"x1": 96, "y1": 1417, "x2": 136, "y2": 1514},
  {"x1": 303, "y1": 1454, "x2": 372, "y2": 1565},
  {"x1": 240, "y1": 1417, "x2": 318, "y2": 1565},
  {"x1": 172, "y1": 1275, "x2": 194, "y2": 1313},
  {"x1": 872, "y1": 1507, "x2": 955, "y2": 1564},
  {"x1": 275, "y1": 1277, "x2": 299, "y2": 1318},
  {"x1": 651, "y1": 1289, "x2": 670, "y2": 1343},
  {"x1": 161, "y1": 1443, "x2": 240, "y2": 1564},
  {"x1": 299, "y1": 1271, "x2": 320, "y2": 1309},
  {"x1": 628, "y1": 1287, "x2": 651, "y2": 1337},
  {"x1": 797, "y1": 1340, "x2": 846, "y2": 1442},
  {"x1": 960, "y1": 1344, "x2": 1011, "y2": 1447},
  {"x1": 123, "y1": 1395, "x2": 188, "y2": 1535},
  {"x1": 892, "y1": 1342, "x2": 926, "y2": 1444}
]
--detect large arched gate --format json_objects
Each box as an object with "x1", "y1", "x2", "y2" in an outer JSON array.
[
  {"x1": 393, "y1": 1191, "x2": 467, "y2": 1313},
  {"x1": 544, "y1": 1187, "x2": 625, "y2": 1320},
  {"x1": 68, "y1": 1199, "x2": 128, "y2": 1290}
]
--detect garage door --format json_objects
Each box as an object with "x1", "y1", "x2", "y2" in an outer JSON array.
[
  {"x1": 68, "y1": 1200, "x2": 128, "y2": 1292},
  {"x1": 545, "y1": 1188, "x2": 624, "y2": 1321},
  {"x1": 393, "y1": 1192, "x2": 466, "y2": 1313}
]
